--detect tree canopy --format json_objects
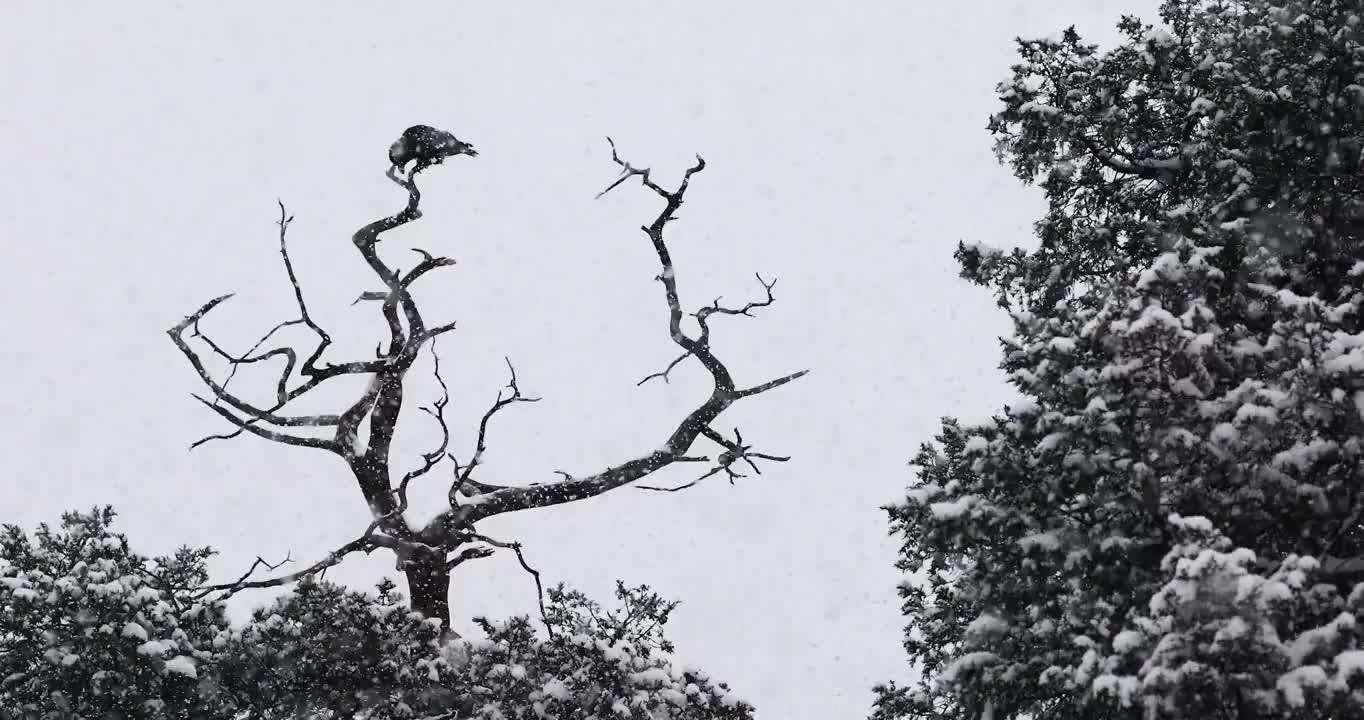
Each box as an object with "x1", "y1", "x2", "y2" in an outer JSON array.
[
  {"x1": 1, "y1": 509, "x2": 754, "y2": 719},
  {"x1": 878, "y1": 0, "x2": 1364, "y2": 718},
  {"x1": 962, "y1": 0, "x2": 1364, "y2": 312}
]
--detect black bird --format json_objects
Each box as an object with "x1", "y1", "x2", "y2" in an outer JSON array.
[{"x1": 388, "y1": 125, "x2": 477, "y2": 176}]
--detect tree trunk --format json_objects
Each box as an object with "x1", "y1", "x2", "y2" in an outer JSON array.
[{"x1": 403, "y1": 549, "x2": 452, "y2": 630}]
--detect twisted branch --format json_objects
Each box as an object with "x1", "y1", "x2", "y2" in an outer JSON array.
[
  {"x1": 171, "y1": 163, "x2": 466, "y2": 597},
  {"x1": 418, "y1": 138, "x2": 807, "y2": 544},
  {"x1": 172, "y1": 136, "x2": 805, "y2": 626}
]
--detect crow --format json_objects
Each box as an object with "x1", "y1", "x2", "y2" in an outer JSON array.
[{"x1": 388, "y1": 125, "x2": 477, "y2": 176}]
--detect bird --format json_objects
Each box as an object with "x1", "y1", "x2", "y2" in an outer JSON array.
[{"x1": 388, "y1": 125, "x2": 477, "y2": 176}]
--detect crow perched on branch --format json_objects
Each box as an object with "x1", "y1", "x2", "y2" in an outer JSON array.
[{"x1": 388, "y1": 125, "x2": 477, "y2": 176}]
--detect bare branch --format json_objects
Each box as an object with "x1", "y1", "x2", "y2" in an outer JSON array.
[
  {"x1": 449, "y1": 358, "x2": 541, "y2": 503},
  {"x1": 637, "y1": 351, "x2": 691, "y2": 387},
  {"x1": 637, "y1": 465, "x2": 727, "y2": 493},
  {"x1": 353, "y1": 248, "x2": 456, "y2": 305},
  {"x1": 468, "y1": 533, "x2": 552, "y2": 638},
  {"x1": 168, "y1": 204, "x2": 388, "y2": 443},
  {"x1": 191, "y1": 395, "x2": 341, "y2": 452},
  {"x1": 446, "y1": 545, "x2": 496, "y2": 569},
  {"x1": 422, "y1": 320, "x2": 459, "y2": 342},
  {"x1": 736, "y1": 369, "x2": 810, "y2": 398},
  {"x1": 403, "y1": 247, "x2": 457, "y2": 287},
  {"x1": 201, "y1": 202, "x2": 334, "y2": 405},
  {"x1": 351, "y1": 171, "x2": 455, "y2": 361},
  {"x1": 193, "y1": 553, "x2": 293, "y2": 599},
  {"x1": 199, "y1": 324, "x2": 300, "y2": 405},
  {"x1": 188, "y1": 427, "x2": 250, "y2": 449},
  {"x1": 207, "y1": 201, "x2": 335, "y2": 399},
  {"x1": 691, "y1": 273, "x2": 781, "y2": 346},
  {"x1": 197, "y1": 532, "x2": 384, "y2": 598},
  {"x1": 418, "y1": 140, "x2": 806, "y2": 542},
  {"x1": 167, "y1": 142, "x2": 491, "y2": 628},
  {"x1": 695, "y1": 274, "x2": 779, "y2": 322},
  {"x1": 390, "y1": 339, "x2": 455, "y2": 515},
  {"x1": 172, "y1": 135, "x2": 801, "y2": 630},
  {"x1": 352, "y1": 290, "x2": 389, "y2": 305},
  {"x1": 594, "y1": 137, "x2": 646, "y2": 199},
  {"x1": 174, "y1": 308, "x2": 346, "y2": 431},
  {"x1": 638, "y1": 426, "x2": 791, "y2": 491},
  {"x1": 201, "y1": 486, "x2": 452, "y2": 600},
  {"x1": 449, "y1": 470, "x2": 515, "y2": 497},
  {"x1": 597, "y1": 136, "x2": 706, "y2": 201}
]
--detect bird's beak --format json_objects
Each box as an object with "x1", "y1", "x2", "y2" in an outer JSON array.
[{"x1": 463, "y1": 145, "x2": 479, "y2": 157}]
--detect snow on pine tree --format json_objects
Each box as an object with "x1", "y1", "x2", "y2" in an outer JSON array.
[
  {"x1": 958, "y1": 0, "x2": 1364, "y2": 314},
  {"x1": 215, "y1": 578, "x2": 753, "y2": 719},
  {"x1": 1, "y1": 509, "x2": 754, "y2": 719},
  {"x1": 876, "y1": 1, "x2": 1364, "y2": 718},
  {"x1": 0, "y1": 508, "x2": 231, "y2": 719}
]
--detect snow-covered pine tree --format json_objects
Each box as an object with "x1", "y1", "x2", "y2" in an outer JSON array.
[
  {"x1": 1, "y1": 509, "x2": 754, "y2": 719},
  {"x1": 876, "y1": 1, "x2": 1364, "y2": 718}
]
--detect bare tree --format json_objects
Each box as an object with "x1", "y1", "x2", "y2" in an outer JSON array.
[{"x1": 168, "y1": 135, "x2": 807, "y2": 628}]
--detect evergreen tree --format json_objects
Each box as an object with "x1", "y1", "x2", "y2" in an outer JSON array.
[
  {"x1": 1, "y1": 509, "x2": 754, "y2": 719},
  {"x1": 878, "y1": 1, "x2": 1364, "y2": 717},
  {"x1": 961, "y1": 0, "x2": 1364, "y2": 312}
]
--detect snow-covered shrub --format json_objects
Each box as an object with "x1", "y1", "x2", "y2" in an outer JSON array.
[
  {"x1": 0, "y1": 507, "x2": 230, "y2": 719},
  {"x1": 2, "y1": 509, "x2": 754, "y2": 719}
]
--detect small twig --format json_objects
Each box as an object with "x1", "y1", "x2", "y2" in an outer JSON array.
[
  {"x1": 695, "y1": 274, "x2": 779, "y2": 324},
  {"x1": 448, "y1": 358, "x2": 540, "y2": 503},
  {"x1": 193, "y1": 553, "x2": 293, "y2": 599},
  {"x1": 422, "y1": 320, "x2": 459, "y2": 342},
  {"x1": 204, "y1": 201, "x2": 318, "y2": 403},
  {"x1": 736, "y1": 369, "x2": 810, "y2": 398},
  {"x1": 636, "y1": 465, "x2": 727, "y2": 493},
  {"x1": 170, "y1": 202, "x2": 390, "y2": 451},
  {"x1": 468, "y1": 533, "x2": 553, "y2": 638},
  {"x1": 195, "y1": 532, "x2": 381, "y2": 598},
  {"x1": 189, "y1": 426, "x2": 249, "y2": 449},
  {"x1": 595, "y1": 137, "x2": 647, "y2": 199},
  {"x1": 199, "y1": 323, "x2": 300, "y2": 407},
  {"x1": 236, "y1": 200, "x2": 334, "y2": 395},
  {"x1": 449, "y1": 466, "x2": 514, "y2": 497},
  {"x1": 637, "y1": 351, "x2": 691, "y2": 386},
  {"x1": 446, "y1": 545, "x2": 496, "y2": 569},
  {"x1": 638, "y1": 426, "x2": 790, "y2": 491},
  {"x1": 390, "y1": 338, "x2": 456, "y2": 516},
  {"x1": 191, "y1": 395, "x2": 340, "y2": 451},
  {"x1": 200, "y1": 506, "x2": 444, "y2": 600},
  {"x1": 352, "y1": 290, "x2": 389, "y2": 305},
  {"x1": 354, "y1": 248, "x2": 457, "y2": 304}
]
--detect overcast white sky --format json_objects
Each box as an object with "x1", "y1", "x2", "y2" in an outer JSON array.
[{"x1": 1, "y1": 2, "x2": 1157, "y2": 717}]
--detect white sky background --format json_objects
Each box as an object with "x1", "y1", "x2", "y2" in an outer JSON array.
[{"x1": 1, "y1": 2, "x2": 1156, "y2": 717}]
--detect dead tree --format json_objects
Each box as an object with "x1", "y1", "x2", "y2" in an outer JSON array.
[{"x1": 168, "y1": 138, "x2": 807, "y2": 628}]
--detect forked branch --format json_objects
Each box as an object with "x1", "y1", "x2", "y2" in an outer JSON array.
[
  {"x1": 417, "y1": 139, "x2": 807, "y2": 546},
  {"x1": 448, "y1": 358, "x2": 540, "y2": 503},
  {"x1": 170, "y1": 164, "x2": 465, "y2": 594},
  {"x1": 172, "y1": 137, "x2": 805, "y2": 620}
]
